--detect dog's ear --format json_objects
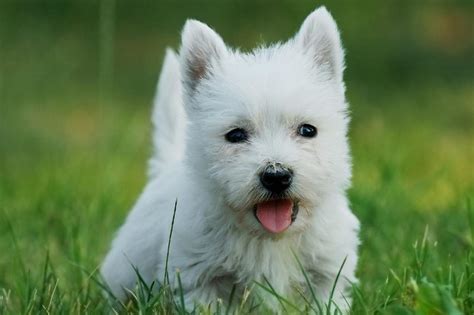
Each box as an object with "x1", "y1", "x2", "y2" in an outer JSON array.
[
  {"x1": 295, "y1": 7, "x2": 344, "y2": 81},
  {"x1": 180, "y1": 19, "x2": 227, "y2": 95}
]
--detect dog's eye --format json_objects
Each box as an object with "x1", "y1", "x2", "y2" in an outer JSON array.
[
  {"x1": 225, "y1": 128, "x2": 248, "y2": 143},
  {"x1": 297, "y1": 124, "x2": 317, "y2": 138}
]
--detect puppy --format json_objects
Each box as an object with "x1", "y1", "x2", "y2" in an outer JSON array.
[{"x1": 101, "y1": 6, "x2": 359, "y2": 312}]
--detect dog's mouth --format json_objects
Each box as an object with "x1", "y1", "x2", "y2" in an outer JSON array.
[{"x1": 253, "y1": 199, "x2": 299, "y2": 233}]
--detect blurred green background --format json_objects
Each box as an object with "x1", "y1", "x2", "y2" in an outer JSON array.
[{"x1": 0, "y1": 0, "x2": 473, "y2": 313}]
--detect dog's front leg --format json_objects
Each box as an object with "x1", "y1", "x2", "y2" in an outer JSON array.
[{"x1": 179, "y1": 283, "x2": 222, "y2": 312}]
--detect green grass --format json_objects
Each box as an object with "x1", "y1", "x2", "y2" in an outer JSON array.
[
  {"x1": 0, "y1": 85, "x2": 472, "y2": 314},
  {"x1": 0, "y1": 1, "x2": 473, "y2": 314}
]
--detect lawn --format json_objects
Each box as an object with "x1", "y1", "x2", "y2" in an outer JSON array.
[{"x1": 0, "y1": 1, "x2": 473, "y2": 314}]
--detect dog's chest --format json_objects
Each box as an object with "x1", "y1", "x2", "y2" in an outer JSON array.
[{"x1": 206, "y1": 234, "x2": 308, "y2": 296}]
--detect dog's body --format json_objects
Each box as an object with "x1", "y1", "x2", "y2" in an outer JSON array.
[{"x1": 101, "y1": 7, "x2": 359, "y2": 311}]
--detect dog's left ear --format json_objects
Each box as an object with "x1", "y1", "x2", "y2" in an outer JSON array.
[{"x1": 295, "y1": 7, "x2": 344, "y2": 81}]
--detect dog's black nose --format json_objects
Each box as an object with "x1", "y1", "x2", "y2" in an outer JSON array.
[{"x1": 260, "y1": 163, "x2": 293, "y2": 193}]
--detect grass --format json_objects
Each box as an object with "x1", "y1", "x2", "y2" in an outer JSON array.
[
  {"x1": 0, "y1": 83, "x2": 472, "y2": 314},
  {"x1": 0, "y1": 1, "x2": 473, "y2": 314}
]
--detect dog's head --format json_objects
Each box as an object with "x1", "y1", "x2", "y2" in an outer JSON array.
[{"x1": 180, "y1": 7, "x2": 351, "y2": 236}]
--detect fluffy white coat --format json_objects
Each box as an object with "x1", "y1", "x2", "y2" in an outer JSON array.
[{"x1": 101, "y1": 6, "x2": 360, "y2": 312}]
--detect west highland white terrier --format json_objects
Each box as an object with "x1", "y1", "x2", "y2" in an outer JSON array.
[{"x1": 101, "y1": 6, "x2": 360, "y2": 312}]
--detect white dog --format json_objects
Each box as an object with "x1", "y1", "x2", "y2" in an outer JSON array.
[{"x1": 101, "y1": 6, "x2": 359, "y2": 312}]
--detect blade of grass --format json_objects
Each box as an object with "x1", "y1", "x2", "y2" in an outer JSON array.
[
  {"x1": 225, "y1": 284, "x2": 237, "y2": 315},
  {"x1": 1, "y1": 208, "x2": 27, "y2": 282},
  {"x1": 77, "y1": 264, "x2": 126, "y2": 310},
  {"x1": 254, "y1": 277, "x2": 300, "y2": 313},
  {"x1": 467, "y1": 198, "x2": 473, "y2": 248},
  {"x1": 292, "y1": 250, "x2": 323, "y2": 314},
  {"x1": 37, "y1": 251, "x2": 50, "y2": 313},
  {"x1": 326, "y1": 256, "x2": 347, "y2": 315},
  {"x1": 350, "y1": 284, "x2": 367, "y2": 314},
  {"x1": 176, "y1": 271, "x2": 186, "y2": 314},
  {"x1": 164, "y1": 200, "x2": 178, "y2": 285},
  {"x1": 295, "y1": 286, "x2": 318, "y2": 313}
]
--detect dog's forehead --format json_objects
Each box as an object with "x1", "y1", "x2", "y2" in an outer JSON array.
[
  {"x1": 208, "y1": 48, "x2": 339, "y2": 122},
  {"x1": 225, "y1": 48, "x2": 315, "y2": 100}
]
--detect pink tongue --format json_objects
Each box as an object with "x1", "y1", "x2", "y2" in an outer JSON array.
[{"x1": 256, "y1": 199, "x2": 293, "y2": 233}]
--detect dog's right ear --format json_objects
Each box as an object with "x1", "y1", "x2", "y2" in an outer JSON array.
[{"x1": 180, "y1": 20, "x2": 227, "y2": 96}]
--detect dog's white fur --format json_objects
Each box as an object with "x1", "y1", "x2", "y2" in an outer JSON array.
[{"x1": 101, "y1": 6, "x2": 359, "y2": 311}]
